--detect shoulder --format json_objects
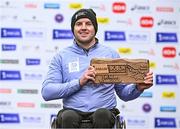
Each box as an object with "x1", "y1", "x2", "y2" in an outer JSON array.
[{"x1": 97, "y1": 44, "x2": 120, "y2": 58}]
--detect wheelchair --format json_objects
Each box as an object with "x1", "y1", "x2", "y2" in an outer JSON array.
[{"x1": 50, "y1": 112, "x2": 126, "y2": 129}]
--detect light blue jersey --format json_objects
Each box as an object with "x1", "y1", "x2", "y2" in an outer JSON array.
[{"x1": 42, "y1": 40, "x2": 142, "y2": 112}]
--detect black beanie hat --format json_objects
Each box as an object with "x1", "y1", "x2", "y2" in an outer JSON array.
[{"x1": 71, "y1": 8, "x2": 98, "y2": 35}]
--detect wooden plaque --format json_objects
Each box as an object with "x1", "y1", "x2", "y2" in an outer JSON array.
[{"x1": 90, "y1": 58, "x2": 149, "y2": 84}]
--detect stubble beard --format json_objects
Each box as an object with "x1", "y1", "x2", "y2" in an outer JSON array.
[{"x1": 75, "y1": 34, "x2": 95, "y2": 47}]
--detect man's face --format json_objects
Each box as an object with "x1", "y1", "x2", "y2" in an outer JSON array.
[{"x1": 73, "y1": 18, "x2": 95, "y2": 44}]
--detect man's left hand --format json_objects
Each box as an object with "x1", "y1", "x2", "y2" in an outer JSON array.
[{"x1": 136, "y1": 71, "x2": 153, "y2": 92}]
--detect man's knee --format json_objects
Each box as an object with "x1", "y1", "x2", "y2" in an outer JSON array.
[
  {"x1": 58, "y1": 109, "x2": 81, "y2": 128},
  {"x1": 92, "y1": 108, "x2": 115, "y2": 128},
  {"x1": 94, "y1": 108, "x2": 112, "y2": 119}
]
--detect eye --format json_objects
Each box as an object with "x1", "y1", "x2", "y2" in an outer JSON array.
[
  {"x1": 86, "y1": 22, "x2": 93, "y2": 26},
  {"x1": 75, "y1": 22, "x2": 82, "y2": 26}
]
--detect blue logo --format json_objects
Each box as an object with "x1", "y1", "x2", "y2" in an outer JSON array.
[
  {"x1": 0, "y1": 113, "x2": 20, "y2": 123},
  {"x1": 160, "y1": 106, "x2": 176, "y2": 112},
  {"x1": 140, "y1": 91, "x2": 153, "y2": 98},
  {"x1": 105, "y1": 31, "x2": 126, "y2": 41},
  {"x1": 155, "y1": 117, "x2": 176, "y2": 128},
  {"x1": 156, "y1": 74, "x2": 177, "y2": 85},
  {"x1": 1, "y1": 28, "x2": 22, "y2": 38},
  {"x1": 0, "y1": 70, "x2": 21, "y2": 80},
  {"x1": 1, "y1": 44, "x2": 16, "y2": 51},
  {"x1": 26, "y1": 58, "x2": 40, "y2": 65},
  {"x1": 44, "y1": 3, "x2": 60, "y2": 9},
  {"x1": 156, "y1": 32, "x2": 178, "y2": 43},
  {"x1": 53, "y1": 29, "x2": 73, "y2": 39}
]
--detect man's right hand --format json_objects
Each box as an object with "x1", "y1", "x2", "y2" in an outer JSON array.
[{"x1": 79, "y1": 66, "x2": 96, "y2": 87}]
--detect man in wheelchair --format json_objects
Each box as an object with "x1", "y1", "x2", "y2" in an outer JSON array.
[{"x1": 42, "y1": 8, "x2": 153, "y2": 129}]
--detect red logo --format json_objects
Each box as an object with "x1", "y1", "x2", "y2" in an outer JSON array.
[
  {"x1": 162, "y1": 47, "x2": 176, "y2": 58},
  {"x1": 140, "y1": 16, "x2": 153, "y2": 27},
  {"x1": 112, "y1": 2, "x2": 126, "y2": 13}
]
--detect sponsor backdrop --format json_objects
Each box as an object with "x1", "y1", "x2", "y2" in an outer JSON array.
[{"x1": 0, "y1": 0, "x2": 179, "y2": 129}]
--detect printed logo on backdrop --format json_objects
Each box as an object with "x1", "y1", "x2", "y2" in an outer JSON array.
[
  {"x1": 24, "y1": 3, "x2": 38, "y2": 9},
  {"x1": 1, "y1": 28, "x2": 22, "y2": 38},
  {"x1": 130, "y1": 4, "x2": 151, "y2": 13},
  {"x1": 1, "y1": 44, "x2": 16, "y2": 51},
  {"x1": 53, "y1": 29, "x2": 73, "y2": 39},
  {"x1": 44, "y1": 3, "x2": 60, "y2": 9},
  {"x1": 104, "y1": 31, "x2": 126, "y2": 41},
  {"x1": 0, "y1": 59, "x2": 19, "y2": 64},
  {"x1": 23, "y1": 72, "x2": 43, "y2": 81},
  {"x1": 0, "y1": 70, "x2": 21, "y2": 80},
  {"x1": 156, "y1": 74, "x2": 177, "y2": 85},
  {"x1": 23, "y1": 15, "x2": 43, "y2": 23},
  {"x1": 140, "y1": 91, "x2": 153, "y2": 98},
  {"x1": 89, "y1": 4, "x2": 106, "y2": 11},
  {"x1": 163, "y1": 63, "x2": 180, "y2": 71},
  {"x1": 26, "y1": 58, "x2": 40, "y2": 65},
  {"x1": 21, "y1": 45, "x2": 40, "y2": 52},
  {"x1": 41, "y1": 103, "x2": 62, "y2": 109},
  {"x1": 23, "y1": 28, "x2": 46, "y2": 40},
  {"x1": 157, "y1": 19, "x2": 178, "y2": 28},
  {"x1": 112, "y1": 2, "x2": 126, "y2": 13},
  {"x1": 162, "y1": 46, "x2": 176, "y2": 58},
  {"x1": 156, "y1": 32, "x2": 178, "y2": 43},
  {"x1": 0, "y1": 88, "x2": 12, "y2": 94},
  {"x1": 17, "y1": 89, "x2": 38, "y2": 94},
  {"x1": 142, "y1": 103, "x2": 152, "y2": 113},
  {"x1": 69, "y1": 3, "x2": 83, "y2": 9},
  {"x1": 119, "y1": 104, "x2": 134, "y2": 112},
  {"x1": 0, "y1": 14, "x2": 19, "y2": 22},
  {"x1": 126, "y1": 116, "x2": 149, "y2": 128},
  {"x1": 0, "y1": 1, "x2": 18, "y2": 9},
  {"x1": 17, "y1": 102, "x2": 35, "y2": 108},
  {"x1": 55, "y1": 14, "x2": 64, "y2": 23},
  {"x1": 156, "y1": 7, "x2": 174, "y2": 12},
  {"x1": 0, "y1": 113, "x2": 20, "y2": 123},
  {"x1": 45, "y1": 46, "x2": 59, "y2": 53},
  {"x1": 155, "y1": 117, "x2": 176, "y2": 128},
  {"x1": 97, "y1": 17, "x2": 110, "y2": 24},
  {"x1": 140, "y1": 16, "x2": 153, "y2": 28},
  {"x1": 138, "y1": 48, "x2": 156, "y2": 56},
  {"x1": 149, "y1": 61, "x2": 156, "y2": 69},
  {"x1": 21, "y1": 113, "x2": 44, "y2": 125},
  {"x1": 162, "y1": 91, "x2": 176, "y2": 99},
  {"x1": 127, "y1": 31, "x2": 150, "y2": 43},
  {"x1": 0, "y1": 101, "x2": 12, "y2": 108},
  {"x1": 160, "y1": 106, "x2": 176, "y2": 112},
  {"x1": 116, "y1": 18, "x2": 133, "y2": 26},
  {"x1": 118, "y1": 47, "x2": 132, "y2": 55}
]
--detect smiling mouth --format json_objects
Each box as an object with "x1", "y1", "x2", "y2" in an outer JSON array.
[{"x1": 80, "y1": 33, "x2": 88, "y2": 37}]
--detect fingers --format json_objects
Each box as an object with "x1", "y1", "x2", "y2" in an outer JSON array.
[
  {"x1": 144, "y1": 71, "x2": 153, "y2": 82},
  {"x1": 86, "y1": 66, "x2": 96, "y2": 82},
  {"x1": 80, "y1": 66, "x2": 96, "y2": 86}
]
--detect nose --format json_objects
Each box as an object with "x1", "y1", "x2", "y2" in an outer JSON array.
[{"x1": 81, "y1": 23, "x2": 87, "y2": 30}]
